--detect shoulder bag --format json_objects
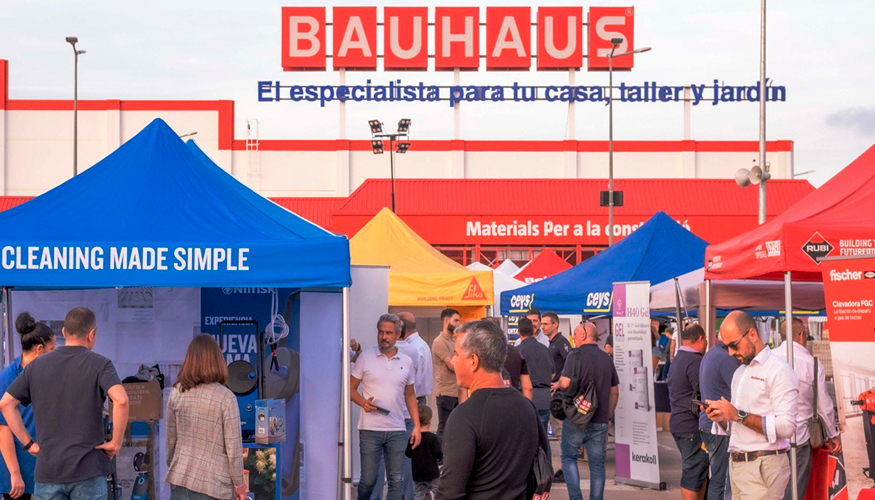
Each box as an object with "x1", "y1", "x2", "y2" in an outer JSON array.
[
  {"x1": 808, "y1": 357, "x2": 826, "y2": 448},
  {"x1": 549, "y1": 349, "x2": 599, "y2": 432}
]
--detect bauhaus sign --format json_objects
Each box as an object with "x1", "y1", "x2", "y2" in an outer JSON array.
[{"x1": 281, "y1": 6, "x2": 635, "y2": 72}]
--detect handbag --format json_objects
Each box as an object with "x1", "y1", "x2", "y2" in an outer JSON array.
[
  {"x1": 526, "y1": 440, "x2": 553, "y2": 500},
  {"x1": 808, "y1": 357, "x2": 826, "y2": 448},
  {"x1": 549, "y1": 350, "x2": 599, "y2": 432}
]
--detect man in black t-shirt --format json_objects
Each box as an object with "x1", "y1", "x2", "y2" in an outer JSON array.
[
  {"x1": 503, "y1": 344, "x2": 532, "y2": 399},
  {"x1": 436, "y1": 320, "x2": 548, "y2": 500},
  {"x1": 0, "y1": 307, "x2": 129, "y2": 500},
  {"x1": 558, "y1": 322, "x2": 619, "y2": 500},
  {"x1": 516, "y1": 318, "x2": 554, "y2": 461}
]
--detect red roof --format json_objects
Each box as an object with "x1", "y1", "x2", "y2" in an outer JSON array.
[
  {"x1": 336, "y1": 178, "x2": 815, "y2": 217},
  {"x1": 271, "y1": 197, "x2": 346, "y2": 230},
  {"x1": 0, "y1": 195, "x2": 347, "y2": 231}
]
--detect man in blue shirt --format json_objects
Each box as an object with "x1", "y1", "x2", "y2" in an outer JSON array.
[{"x1": 698, "y1": 330, "x2": 741, "y2": 500}]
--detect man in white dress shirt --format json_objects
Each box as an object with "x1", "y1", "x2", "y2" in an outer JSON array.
[
  {"x1": 397, "y1": 312, "x2": 433, "y2": 405},
  {"x1": 774, "y1": 318, "x2": 842, "y2": 500},
  {"x1": 705, "y1": 311, "x2": 799, "y2": 500},
  {"x1": 513, "y1": 309, "x2": 550, "y2": 347}
]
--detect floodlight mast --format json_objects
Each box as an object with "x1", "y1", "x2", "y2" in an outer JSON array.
[{"x1": 368, "y1": 119, "x2": 412, "y2": 213}]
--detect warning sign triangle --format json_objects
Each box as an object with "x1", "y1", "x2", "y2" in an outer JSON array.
[{"x1": 462, "y1": 277, "x2": 487, "y2": 301}]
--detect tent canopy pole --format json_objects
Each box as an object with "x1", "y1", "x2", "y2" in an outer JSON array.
[
  {"x1": 341, "y1": 287, "x2": 352, "y2": 500},
  {"x1": 785, "y1": 271, "x2": 798, "y2": 500}
]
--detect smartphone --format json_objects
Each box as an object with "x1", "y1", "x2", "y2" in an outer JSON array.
[
  {"x1": 375, "y1": 406, "x2": 391, "y2": 416},
  {"x1": 692, "y1": 399, "x2": 709, "y2": 409}
]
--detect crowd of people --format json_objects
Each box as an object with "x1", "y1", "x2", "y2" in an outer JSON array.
[
  {"x1": 0, "y1": 307, "x2": 250, "y2": 500},
  {"x1": 668, "y1": 312, "x2": 842, "y2": 500},
  {"x1": 349, "y1": 308, "x2": 620, "y2": 500}
]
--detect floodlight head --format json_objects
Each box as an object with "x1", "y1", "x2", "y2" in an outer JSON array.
[
  {"x1": 368, "y1": 120, "x2": 383, "y2": 135},
  {"x1": 371, "y1": 139, "x2": 384, "y2": 155},
  {"x1": 735, "y1": 168, "x2": 751, "y2": 188},
  {"x1": 397, "y1": 118, "x2": 411, "y2": 134},
  {"x1": 396, "y1": 142, "x2": 410, "y2": 154},
  {"x1": 66, "y1": 37, "x2": 78, "y2": 45},
  {"x1": 610, "y1": 37, "x2": 624, "y2": 46},
  {"x1": 77, "y1": 50, "x2": 86, "y2": 55},
  {"x1": 749, "y1": 165, "x2": 765, "y2": 185}
]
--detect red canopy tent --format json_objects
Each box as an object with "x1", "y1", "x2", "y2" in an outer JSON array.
[
  {"x1": 514, "y1": 249, "x2": 572, "y2": 284},
  {"x1": 705, "y1": 144, "x2": 875, "y2": 281}
]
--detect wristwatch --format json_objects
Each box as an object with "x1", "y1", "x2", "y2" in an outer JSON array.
[
  {"x1": 23, "y1": 439, "x2": 35, "y2": 451},
  {"x1": 736, "y1": 410, "x2": 748, "y2": 423}
]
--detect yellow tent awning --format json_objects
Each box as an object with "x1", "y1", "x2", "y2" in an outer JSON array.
[{"x1": 350, "y1": 208, "x2": 494, "y2": 307}]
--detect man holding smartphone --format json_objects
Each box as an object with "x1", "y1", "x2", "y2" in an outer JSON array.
[
  {"x1": 705, "y1": 311, "x2": 798, "y2": 500},
  {"x1": 667, "y1": 324, "x2": 709, "y2": 500},
  {"x1": 351, "y1": 314, "x2": 421, "y2": 500}
]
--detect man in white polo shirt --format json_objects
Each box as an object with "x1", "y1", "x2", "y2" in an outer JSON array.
[
  {"x1": 706, "y1": 311, "x2": 799, "y2": 500},
  {"x1": 351, "y1": 314, "x2": 421, "y2": 500}
]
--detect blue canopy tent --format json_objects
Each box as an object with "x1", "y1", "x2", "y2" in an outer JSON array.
[
  {"x1": 500, "y1": 212, "x2": 708, "y2": 315},
  {"x1": 0, "y1": 119, "x2": 351, "y2": 500}
]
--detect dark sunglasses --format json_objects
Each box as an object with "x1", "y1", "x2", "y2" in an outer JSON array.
[{"x1": 726, "y1": 329, "x2": 752, "y2": 351}]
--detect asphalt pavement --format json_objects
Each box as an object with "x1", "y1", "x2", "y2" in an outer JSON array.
[{"x1": 547, "y1": 429, "x2": 684, "y2": 500}]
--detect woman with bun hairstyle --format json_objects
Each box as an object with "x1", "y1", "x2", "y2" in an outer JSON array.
[{"x1": 0, "y1": 313, "x2": 55, "y2": 500}]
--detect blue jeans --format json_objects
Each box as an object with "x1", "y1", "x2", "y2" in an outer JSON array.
[
  {"x1": 537, "y1": 409, "x2": 552, "y2": 461},
  {"x1": 35, "y1": 476, "x2": 106, "y2": 500},
  {"x1": 701, "y1": 429, "x2": 732, "y2": 500},
  {"x1": 561, "y1": 421, "x2": 609, "y2": 500},
  {"x1": 170, "y1": 485, "x2": 221, "y2": 500},
  {"x1": 359, "y1": 429, "x2": 407, "y2": 500},
  {"x1": 370, "y1": 419, "x2": 415, "y2": 500}
]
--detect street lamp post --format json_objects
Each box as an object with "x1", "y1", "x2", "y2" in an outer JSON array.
[
  {"x1": 607, "y1": 40, "x2": 651, "y2": 246},
  {"x1": 369, "y1": 119, "x2": 411, "y2": 213},
  {"x1": 758, "y1": 0, "x2": 768, "y2": 225},
  {"x1": 65, "y1": 37, "x2": 85, "y2": 177}
]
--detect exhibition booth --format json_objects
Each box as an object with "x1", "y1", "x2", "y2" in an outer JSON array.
[
  {"x1": 466, "y1": 262, "x2": 525, "y2": 317},
  {"x1": 704, "y1": 143, "x2": 875, "y2": 500},
  {"x1": 512, "y1": 249, "x2": 572, "y2": 284},
  {"x1": 0, "y1": 119, "x2": 353, "y2": 500}
]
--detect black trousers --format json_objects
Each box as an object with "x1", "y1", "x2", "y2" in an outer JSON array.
[{"x1": 435, "y1": 395, "x2": 459, "y2": 442}]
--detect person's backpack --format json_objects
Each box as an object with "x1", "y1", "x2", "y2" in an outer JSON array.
[{"x1": 550, "y1": 350, "x2": 599, "y2": 432}]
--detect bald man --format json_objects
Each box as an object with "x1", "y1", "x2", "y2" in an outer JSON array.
[
  {"x1": 396, "y1": 312, "x2": 432, "y2": 406},
  {"x1": 705, "y1": 311, "x2": 798, "y2": 500},
  {"x1": 773, "y1": 318, "x2": 841, "y2": 500},
  {"x1": 559, "y1": 322, "x2": 619, "y2": 500}
]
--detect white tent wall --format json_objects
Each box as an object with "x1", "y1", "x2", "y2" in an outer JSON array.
[
  {"x1": 347, "y1": 266, "x2": 390, "y2": 487},
  {"x1": 298, "y1": 289, "x2": 343, "y2": 500}
]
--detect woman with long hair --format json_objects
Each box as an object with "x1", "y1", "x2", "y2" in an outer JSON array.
[
  {"x1": 0, "y1": 313, "x2": 55, "y2": 500},
  {"x1": 165, "y1": 334, "x2": 246, "y2": 500}
]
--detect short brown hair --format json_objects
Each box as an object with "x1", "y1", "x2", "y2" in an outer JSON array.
[
  {"x1": 681, "y1": 324, "x2": 706, "y2": 343},
  {"x1": 64, "y1": 307, "x2": 96, "y2": 338},
  {"x1": 418, "y1": 405, "x2": 433, "y2": 426},
  {"x1": 175, "y1": 334, "x2": 228, "y2": 392}
]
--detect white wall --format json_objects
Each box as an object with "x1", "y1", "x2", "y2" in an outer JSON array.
[{"x1": 1, "y1": 107, "x2": 794, "y2": 197}]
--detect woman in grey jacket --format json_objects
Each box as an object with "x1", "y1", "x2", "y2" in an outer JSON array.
[{"x1": 166, "y1": 334, "x2": 246, "y2": 500}]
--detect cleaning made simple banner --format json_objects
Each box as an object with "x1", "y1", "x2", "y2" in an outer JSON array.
[
  {"x1": 821, "y1": 256, "x2": 875, "y2": 500},
  {"x1": 612, "y1": 281, "x2": 661, "y2": 490}
]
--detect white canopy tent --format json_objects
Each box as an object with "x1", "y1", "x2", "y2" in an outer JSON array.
[
  {"x1": 467, "y1": 262, "x2": 526, "y2": 316},
  {"x1": 650, "y1": 268, "x2": 825, "y2": 314},
  {"x1": 494, "y1": 259, "x2": 521, "y2": 276}
]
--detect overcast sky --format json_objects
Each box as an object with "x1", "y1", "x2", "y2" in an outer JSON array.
[{"x1": 2, "y1": 0, "x2": 874, "y2": 187}]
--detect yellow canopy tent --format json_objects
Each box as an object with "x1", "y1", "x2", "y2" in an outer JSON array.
[{"x1": 350, "y1": 208, "x2": 494, "y2": 309}]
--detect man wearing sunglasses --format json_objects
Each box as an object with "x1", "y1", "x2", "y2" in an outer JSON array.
[{"x1": 705, "y1": 311, "x2": 799, "y2": 500}]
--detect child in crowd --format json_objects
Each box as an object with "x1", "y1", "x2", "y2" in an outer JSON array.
[{"x1": 405, "y1": 405, "x2": 442, "y2": 500}]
